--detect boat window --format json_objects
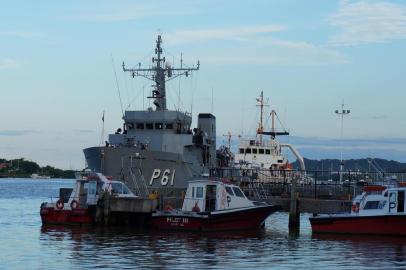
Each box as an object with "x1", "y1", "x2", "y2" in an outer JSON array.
[
  {"x1": 155, "y1": 123, "x2": 164, "y2": 129},
  {"x1": 146, "y1": 123, "x2": 153, "y2": 129},
  {"x1": 196, "y1": 187, "x2": 204, "y2": 198},
  {"x1": 384, "y1": 191, "x2": 388, "y2": 197},
  {"x1": 122, "y1": 184, "x2": 131, "y2": 195},
  {"x1": 363, "y1": 201, "x2": 380, "y2": 210},
  {"x1": 232, "y1": 187, "x2": 245, "y2": 198},
  {"x1": 239, "y1": 148, "x2": 244, "y2": 154},
  {"x1": 165, "y1": 123, "x2": 173, "y2": 129},
  {"x1": 136, "y1": 123, "x2": 145, "y2": 129},
  {"x1": 252, "y1": 148, "x2": 258, "y2": 154},
  {"x1": 88, "y1": 181, "x2": 97, "y2": 195},
  {"x1": 111, "y1": 183, "x2": 123, "y2": 194},
  {"x1": 259, "y1": 149, "x2": 265, "y2": 154},
  {"x1": 265, "y1": 149, "x2": 271, "y2": 155},
  {"x1": 246, "y1": 148, "x2": 251, "y2": 154},
  {"x1": 225, "y1": 186, "x2": 234, "y2": 196},
  {"x1": 378, "y1": 201, "x2": 387, "y2": 209},
  {"x1": 192, "y1": 187, "x2": 195, "y2": 198}
]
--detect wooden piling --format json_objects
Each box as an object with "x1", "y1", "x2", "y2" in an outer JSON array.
[
  {"x1": 103, "y1": 193, "x2": 110, "y2": 226},
  {"x1": 289, "y1": 175, "x2": 300, "y2": 231}
]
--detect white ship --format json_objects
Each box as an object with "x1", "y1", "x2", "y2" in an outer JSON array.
[{"x1": 234, "y1": 92, "x2": 305, "y2": 182}]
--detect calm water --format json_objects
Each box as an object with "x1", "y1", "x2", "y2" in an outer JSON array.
[{"x1": 1, "y1": 179, "x2": 406, "y2": 269}]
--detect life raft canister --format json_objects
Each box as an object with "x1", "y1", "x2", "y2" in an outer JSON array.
[
  {"x1": 56, "y1": 199, "x2": 64, "y2": 210},
  {"x1": 70, "y1": 200, "x2": 79, "y2": 209}
]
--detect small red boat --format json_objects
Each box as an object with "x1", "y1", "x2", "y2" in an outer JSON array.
[
  {"x1": 40, "y1": 172, "x2": 137, "y2": 226},
  {"x1": 310, "y1": 183, "x2": 406, "y2": 236},
  {"x1": 152, "y1": 179, "x2": 281, "y2": 231}
]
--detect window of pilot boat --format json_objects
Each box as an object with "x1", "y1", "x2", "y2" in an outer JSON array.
[
  {"x1": 192, "y1": 187, "x2": 195, "y2": 198},
  {"x1": 155, "y1": 123, "x2": 163, "y2": 129},
  {"x1": 165, "y1": 123, "x2": 173, "y2": 129},
  {"x1": 225, "y1": 186, "x2": 234, "y2": 195},
  {"x1": 239, "y1": 148, "x2": 244, "y2": 154},
  {"x1": 136, "y1": 123, "x2": 144, "y2": 129},
  {"x1": 122, "y1": 185, "x2": 131, "y2": 195},
  {"x1": 232, "y1": 187, "x2": 245, "y2": 198},
  {"x1": 259, "y1": 148, "x2": 265, "y2": 154},
  {"x1": 245, "y1": 148, "x2": 251, "y2": 154},
  {"x1": 111, "y1": 183, "x2": 123, "y2": 194},
  {"x1": 363, "y1": 201, "x2": 380, "y2": 210},
  {"x1": 265, "y1": 149, "x2": 271, "y2": 155},
  {"x1": 252, "y1": 148, "x2": 258, "y2": 154},
  {"x1": 196, "y1": 187, "x2": 204, "y2": 198},
  {"x1": 146, "y1": 123, "x2": 153, "y2": 129}
]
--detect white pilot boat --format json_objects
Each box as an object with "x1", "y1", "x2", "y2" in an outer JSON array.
[
  {"x1": 40, "y1": 172, "x2": 137, "y2": 225},
  {"x1": 151, "y1": 179, "x2": 281, "y2": 231}
]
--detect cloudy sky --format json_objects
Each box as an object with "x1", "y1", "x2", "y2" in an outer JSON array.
[{"x1": 1, "y1": 0, "x2": 406, "y2": 169}]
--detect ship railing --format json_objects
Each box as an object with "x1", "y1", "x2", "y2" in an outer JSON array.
[{"x1": 210, "y1": 168, "x2": 406, "y2": 200}]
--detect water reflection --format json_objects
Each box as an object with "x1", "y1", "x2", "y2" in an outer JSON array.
[
  {"x1": 40, "y1": 225, "x2": 270, "y2": 269},
  {"x1": 39, "y1": 221, "x2": 406, "y2": 269}
]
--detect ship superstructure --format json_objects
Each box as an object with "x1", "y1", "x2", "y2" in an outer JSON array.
[
  {"x1": 234, "y1": 91, "x2": 305, "y2": 172},
  {"x1": 84, "y1": 35, "x2": 216, "y2": 192}
]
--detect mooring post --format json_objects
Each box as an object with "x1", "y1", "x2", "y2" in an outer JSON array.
[
  {"x1": 289, "y1": 174, "x2": 300, "y2": 232},
  {"x1": 103, "y1": 193, "x2": 110, "y2": 226}
]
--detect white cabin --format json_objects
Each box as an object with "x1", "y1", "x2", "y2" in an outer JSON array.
[
  {"x1": 181, "y1": 179, "x2": 258, "y2": 212},
  {"x1": 352, "y1": 185, "x2": 406, "y2": 216},
  {"x1": 59, "y1": 173, "x2": 137, "y2": 210}
]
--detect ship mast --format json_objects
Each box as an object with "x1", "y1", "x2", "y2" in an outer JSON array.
[
  {"x1": 256, "y1": 91, "x2": 289, "y2": 140},
  {"x1": 122, "y1": 35, "x2": 200, "y2": 111},
  {"x1": 256, "y1": 91, "x2": 268, "y2": 144}
]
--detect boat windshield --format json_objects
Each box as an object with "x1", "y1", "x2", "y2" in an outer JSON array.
[{"x1": 232, "y1": 187, "x2": 245, "y2": 198}]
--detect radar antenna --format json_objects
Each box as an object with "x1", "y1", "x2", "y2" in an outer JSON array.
[{"x1": 122, "y1": 35, "x2": 200, "y2": 111}]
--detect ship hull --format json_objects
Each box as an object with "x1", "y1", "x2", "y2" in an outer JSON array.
[
  {"x1": 40, "y1": 207, "x2": 94, "y2": 226},
  {"x1": 84, "y1": 146, "x2": 207, "y2": 190},
  {"x1": 310, "y1": 215, "x2": 406, "y2": 236},
  {"x1": 151, "y1": 205, "x2": 281, "y2": 231}
]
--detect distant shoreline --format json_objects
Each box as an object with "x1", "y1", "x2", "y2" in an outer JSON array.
[{"x1": 0, "y1": 176, "x2": 75, "y2": 180}]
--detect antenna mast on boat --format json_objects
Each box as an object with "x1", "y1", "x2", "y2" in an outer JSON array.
[
  {"x1": 256, "y1": 91, "x2": 268, "y2": 144},
  {"x1": 256, "y1": 91, "x2": 289, "y2": 140},
  {"x1": 122, "y1": 35, "x2": 200, "y2": 111}
]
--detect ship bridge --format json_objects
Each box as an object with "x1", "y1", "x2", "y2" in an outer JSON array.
[{"x1": 108, "y1": 110, "x2": 195, "y2": 154}]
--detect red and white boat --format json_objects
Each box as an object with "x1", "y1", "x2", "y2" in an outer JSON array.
[
  {"x1": 152, "y1": 179, "x2": 281, "y2": 231},
  {"x1": 310, "y1": 183, "x2": 406, "y2": 235},
  {"x1": 40, "y1": 172, "x2": 136, "y2": 226}
]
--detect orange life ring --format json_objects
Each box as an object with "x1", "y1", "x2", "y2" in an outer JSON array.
[
  {"x1": 56, "y1": 199, "x2": 64, "y2": 210},
  {"x1": 70, "y1": 200, "x2": 79, "y2": 209},
  {"x1": 164, "y1": 204, "x2": 173, "y2": 212}
]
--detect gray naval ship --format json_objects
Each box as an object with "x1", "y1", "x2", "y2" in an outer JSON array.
[{"x1": 83, "y1": 35, "x2": 220, "y2": 194}]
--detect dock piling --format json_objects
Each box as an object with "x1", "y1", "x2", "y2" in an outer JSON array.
[{"x1": 289, "y1": 175, "x2": 300, "y2": 232}]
